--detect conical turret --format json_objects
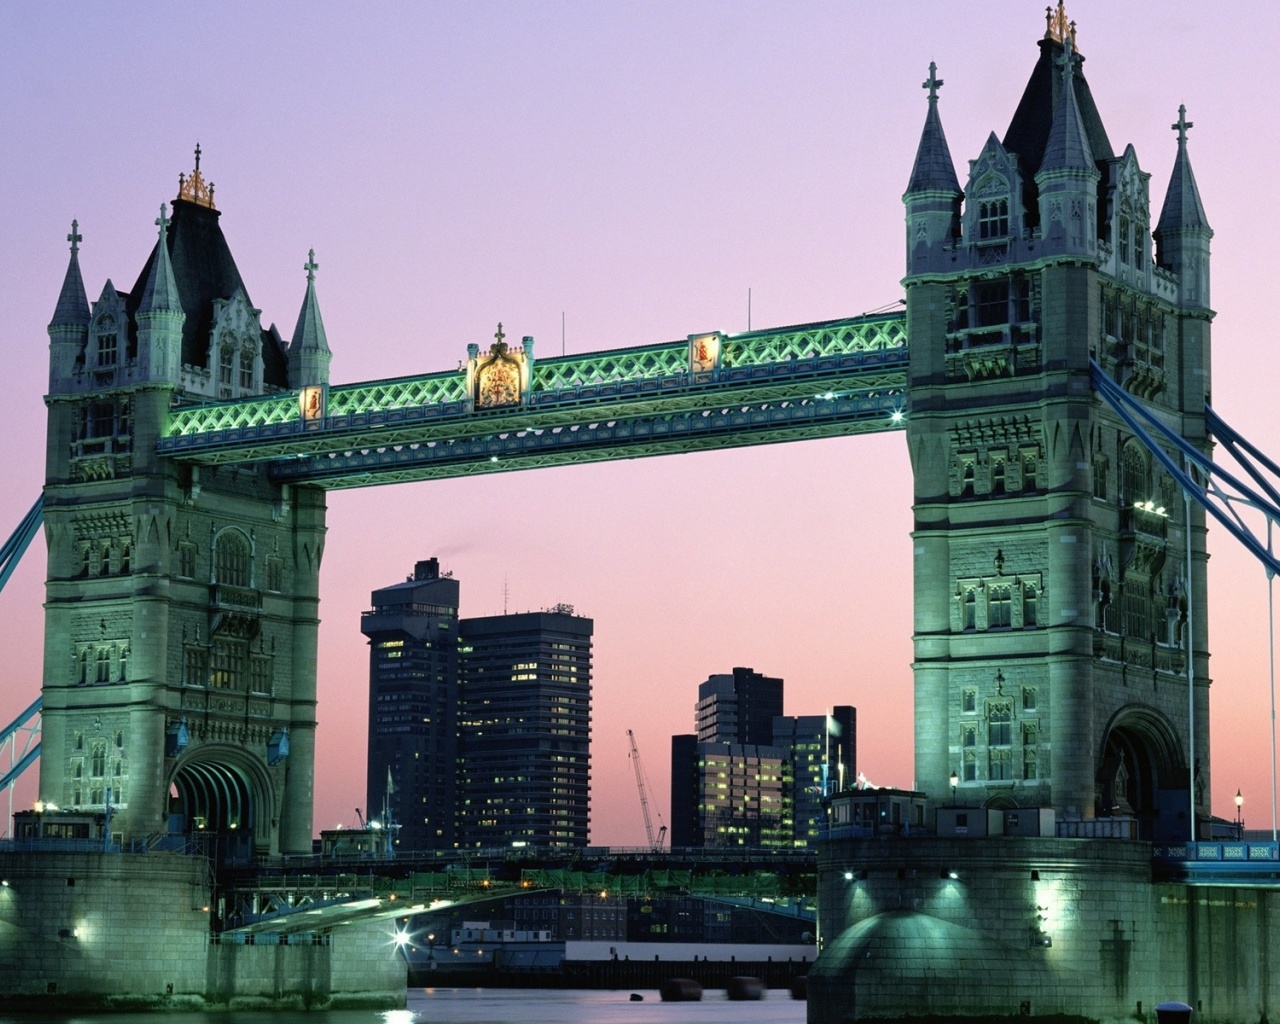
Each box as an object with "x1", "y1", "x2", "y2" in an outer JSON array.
[
  {"x1": 1034, "y1": 35, "x2": 1100, "y2": 256},
  {"x1": 287, "y1": 249, "x2": 332, "y2": 388},
  {"x1": 136, "y1": 204, "x2": 186, "y2": 381},
  {"x1": 903, "y1": 62, "x2": 962, "y2": 273},
  {"x1": 48, "y1": 220, "x2": 90, "y2": 391},
  {"x1": 1154, "y1": 105, "x2": 1212, "y2": 309}
]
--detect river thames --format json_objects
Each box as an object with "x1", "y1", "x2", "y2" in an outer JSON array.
[{"x1": 0, "y1": 987, "x2": 809, "y2": 1024}]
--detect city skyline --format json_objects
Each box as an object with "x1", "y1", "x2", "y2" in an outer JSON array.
[{"x1": 2, "y1": 3, "x2": 1278, "y2": 845}]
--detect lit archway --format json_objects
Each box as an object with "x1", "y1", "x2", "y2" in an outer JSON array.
[{"x1": 170, "y1": 744, "x2": 276, "y2": 852}]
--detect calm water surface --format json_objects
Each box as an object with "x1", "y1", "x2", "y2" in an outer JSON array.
[{"x1": 0, "y1": 987, "x2": 809, "y2": 1024}]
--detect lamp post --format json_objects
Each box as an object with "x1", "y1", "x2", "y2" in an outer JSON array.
[
  {"x1": 1235, "y1": 789, "x2": 1244, "y2": 833},
  {"x1": 949, "y1": 770, "x2": 959, "y2": 807}
]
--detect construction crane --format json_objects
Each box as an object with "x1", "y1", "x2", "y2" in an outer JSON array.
[{"x1": 627, "y1": 729, "x2": 667, "y2": 852}]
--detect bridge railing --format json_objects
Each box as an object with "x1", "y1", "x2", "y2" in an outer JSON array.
[{"x1": 1153, "y1": 841, "x2": 1280, "y2": 863}]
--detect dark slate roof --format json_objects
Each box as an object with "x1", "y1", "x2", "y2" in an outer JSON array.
[
  {"x1": 125, "y1": 198, "x2": 289, "y2": 387},
  {"x1": 1003, "y1": 38, "x2": 1113, "y2": 177},
  {"x1": 1156, "y1": 128, "x2": 1211, "y2": 236},
  {"x1": 906, "y1": 95, "x2": 961, "y2": 195},
  {"x1": 50, "y1": 247, "x2": 90, "y2": 329}
]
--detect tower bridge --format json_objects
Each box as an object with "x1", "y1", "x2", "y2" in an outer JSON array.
[{"x1": 7, "y1": 4, "x2": 1280, "y2": 1018}]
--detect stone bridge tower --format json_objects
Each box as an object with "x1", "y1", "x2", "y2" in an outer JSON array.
[
  {"x1": 41, "y1": 154, "x2": 332, "y2": 855},
  {"x1": 904, "y1": 13, "x2": 1212, "y2": 837}
]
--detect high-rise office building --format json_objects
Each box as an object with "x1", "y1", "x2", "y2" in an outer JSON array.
[
  {"x1": 457, "y1": 608, "x2": 593, "y2": 850},
  {"x1": 694, "y1": 667, "x2": 783, "y2": 745},
  {"x1": 672, "y1": 667, "x2": 856, "y2": 849},
  {"x1": 771, "y1": 707, "x2": 856, "y2": 847},
  {"x1": 361, "y1": 557, "x2": 460, "y2": 851}
]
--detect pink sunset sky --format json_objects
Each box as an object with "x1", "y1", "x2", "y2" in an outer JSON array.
[{"x1": 1, "y1": 2, "x2": 1278, "y2": 845}]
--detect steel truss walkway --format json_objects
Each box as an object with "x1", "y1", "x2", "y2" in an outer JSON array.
[{"x1": 157, "y1": 314, "x2": 908, "y2": 488}]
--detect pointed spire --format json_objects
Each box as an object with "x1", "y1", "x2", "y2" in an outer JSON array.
[
  {"x1": 138, "y1": 203, "x2": 183, "y2": 314},
  {"x1": 905, "y1": 61, "x2": 961, "y2": 195},
  {"x1": 50, "y1": 219, "x2": 90, "y2": 329},
  {"x1": 1039, "y1": 36, "x2": 1096, "y2": 174},
  {"x1": 288, "y1": 248, "x2": 332, "y2": 387},
  {"x1": 1156, "y1": 104, "x2": 1211, "y2": 235}
]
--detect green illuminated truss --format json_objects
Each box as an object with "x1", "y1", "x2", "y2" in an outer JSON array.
[{"x1": 158, "y1": 312, "x2": 908, "y2": 487}]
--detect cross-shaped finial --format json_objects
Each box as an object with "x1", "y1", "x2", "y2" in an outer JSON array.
[
  {"x1": 156, "y1": 202, "x2": 171, "y2": 239},
  {"x1": 194, "y1": 142, "x2": 202, "y2": 172},
  {"x1": 305, "y1": 248, "x2": 318, "y2": 282},
  {"x1": 922, "y1": 61, "x2": 943, "y2": 103},
  {"x1": 1056, "y1": 32, "x2": 1075, "y2": 81},
  {"x1": 67, "y1": 219, "x2": 82, "y2": 256},
  {"x1": 494, "y1": 322, "x2": 506, "y2": 347},
  {"x1": 1172, "y1": 104, "x2": 1193, "y2": 146}
]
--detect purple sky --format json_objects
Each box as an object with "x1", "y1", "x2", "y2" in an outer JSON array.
[{"x1": 2, "y1": 2, "x2": 1277, "y2": 844}]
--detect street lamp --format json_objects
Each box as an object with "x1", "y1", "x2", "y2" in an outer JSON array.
[
  {"x1": 949, "y1": 770, "x2": 959, "y2": 807},
  {"x1": 1235, "y1": 789, "x2": 1245, "y2": 830}
]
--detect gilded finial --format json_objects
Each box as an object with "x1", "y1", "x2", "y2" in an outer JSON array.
[
  {"x1": 922, "y1": 61, "x2": 943, "y2": 103},
  {"x1": 177, "y1": 143, "x2": 217, "y2": 210},
  {"x1": 1045, "y1": 2, "x2": 1079, "y2": 53},
  {"x1": 1172, "y1": 104, "x2": 1194, "y2": 147},
  {"x1": 305, "y1": 248, "x2": 318, "y2": 282},
  {"x1": 67, "y1": 219, "x2": 82, "y2": 256}
]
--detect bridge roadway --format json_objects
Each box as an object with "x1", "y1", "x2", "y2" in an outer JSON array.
[
  {"x1": 212, "y1": 845, "x2": 817, "y2": 937},
  {"x1": 156, "y1": 313, "x2": 908, "y2": 487}
]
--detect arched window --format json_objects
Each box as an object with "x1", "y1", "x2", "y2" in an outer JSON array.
[
  {"x1": 215, "y1": 530, "x2": 250, "y2": 587},
  {"x1": 90, "y1": 741, "x2": 106, "y2": 778},
  {"x1": 989, "y1": 586, "x2": 1012, "y2": 628},
  {"x1": 239, "y1": 349, "x2": 255, "y2": 391},
  {"x1": 988, "y1": 703, "x2": 1012, "y2": 746},
  {"x1": 978, "y1": 198, "x2": 1009, "y2": 239},
  {"x1": 219, "y1": 347, "x2": 235, "y2": 397},
  {"x1": 94, "y1": 315, "x2": 118, "y2": 368},
  {"x1": 1122, "y1": 443, "x2": 1148, "y2": 505}
]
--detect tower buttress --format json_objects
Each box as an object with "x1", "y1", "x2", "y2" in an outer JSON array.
[{"x1": 905, "y1": 14, "x2": 1211, "y2": 837}]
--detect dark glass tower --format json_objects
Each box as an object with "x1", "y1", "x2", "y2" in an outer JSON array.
[
  {"x1": 457, "y1": 608, "x2": 593, "y2": 849},
  {"x1": 361, "y1": 557, "x2": 460, "y2": 851}
]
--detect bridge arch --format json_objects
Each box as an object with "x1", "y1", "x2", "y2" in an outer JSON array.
[
  {"x1": 169, "y1": 743, "x2": 276, "y2": 850},
  {"x1": 1096, "y1": 704, "x2": 1186, "y2": 840}
]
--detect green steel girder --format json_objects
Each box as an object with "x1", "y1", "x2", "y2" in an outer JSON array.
[
  {"x1": 159, "y1": 313, "x2": 906, "y2": 458},
  {"x1": 170, "y1": 360, "x2": 907, "y2": 470},
  {"x1": 272, "y1": 388, "x2": 907, "y2": 489}
]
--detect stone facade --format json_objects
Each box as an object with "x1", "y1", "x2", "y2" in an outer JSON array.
[
  {"x1": 0, "y1": 852, "x2": 404, "y2": 1010},
  {"x1": 811, "y1": 836, "x2": 1280, "y2": 1024}
]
